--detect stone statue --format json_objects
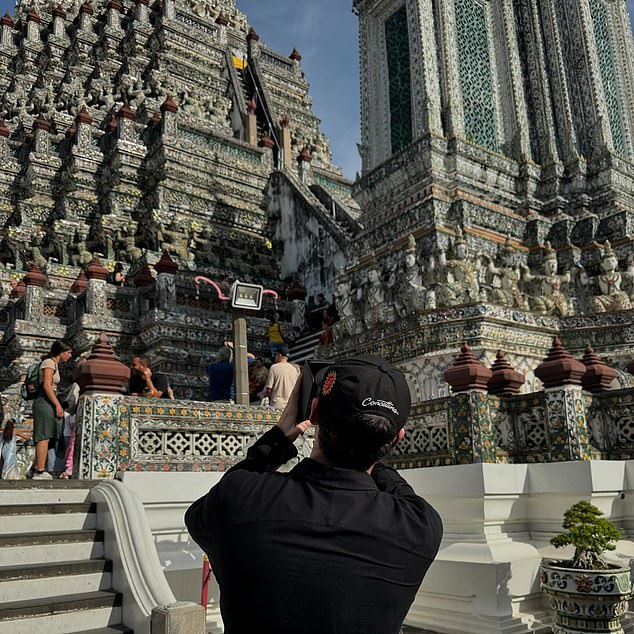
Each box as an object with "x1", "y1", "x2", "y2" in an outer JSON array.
[
  {"x1": 581, "y1": 241, "x2": 633, "y2": 313},
  {"x1": 393, "y1": 235, "x2": 428, "y2": 316},
  {"x1": 72, "y1": 228, "x2": 93, "y2": 267},
  {"x1": 120, "y1": 221, "x2": 143, "y2": 263},
  {"x1": 43, "y1": 221, "x2": 68, "y2": 265},
  {"x1": 435, "y1": 229, "x2": 482, "y2": 307},
  {"x1": 521, "y1": 242, "x2": 571, "y2": 316},
  {"x1": 334, "y1": 273, "x2": 360, "y2": 336},
  {"x1": 29, "y1": 246, "x2": 47, "y2": 271},
  {"x1": 357, "y1": 262, "x2": 387, "y2": 329},
  {"x1": 486, "y1": 237, "x2": 526, "y2": 309},
  {"x1": 156, "y1": 272, "x2": 177, "y2": 310}
]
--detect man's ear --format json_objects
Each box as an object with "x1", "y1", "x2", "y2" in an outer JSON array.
[
  {"x1": 308, "y1": 396, "x2": 320, "y2": 424},
  {"x1": 396, "y1": 427, "x2": 405, "y2": 443}
]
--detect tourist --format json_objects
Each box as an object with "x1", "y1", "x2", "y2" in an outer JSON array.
[
  {"x1": 207, "y1": 346, "x2": 233, "y2": 401},
  {"x1": 248, "y1": 356, "x2": 269, "y2": 403},
  {"x1": 267, "y1": 313, "x2": 286, "y2": 361},
  {"x1": 1, "y1": 419, "x2": 28, "y2": 480},
  {"x1": 59, "y1": 383, "x2": 79, "y2": 479},
  {"x1": 32, "y1": 340, "x2": 73, "y2": 480},
  {"x1": 309, "y1": 292, "x2": 329, "y2": 330},
  {"x1": 108, "y1": 262, "x2": 126, "y2": 287},
  {"x1": 128, "y1": 356, "x2": 171, "y2": 398},
  {"x1": 185, "y1": 355, "x2": 443, "y2": 633},
  {"x1": 263, "y1": 345, "x2": 300, "y2": 409}
]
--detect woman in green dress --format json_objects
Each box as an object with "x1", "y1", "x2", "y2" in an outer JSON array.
[{"x1": 31, "y1": 340, "x2": 73, "y2": 479}]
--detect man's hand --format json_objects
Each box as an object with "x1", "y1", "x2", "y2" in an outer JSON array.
[{"x1": 276, "y1": 375, "x2": 312, "y2": 442}]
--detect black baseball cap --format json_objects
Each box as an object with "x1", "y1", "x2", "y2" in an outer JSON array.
[{"x1": 315, "y1": 356, "x2": 411, "y2": 429}]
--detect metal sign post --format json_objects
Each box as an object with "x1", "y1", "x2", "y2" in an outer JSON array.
[
  {"x1": 232, "y1": 311, "x2": 249, "y2": 406},
  {"x1": 194, "y1": 276, "x2": 279, "y2": 407}
]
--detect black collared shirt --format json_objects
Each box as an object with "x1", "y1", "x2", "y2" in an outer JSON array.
[{"x1": 185, "y1": 426, "x2": 443, "y2": 634}]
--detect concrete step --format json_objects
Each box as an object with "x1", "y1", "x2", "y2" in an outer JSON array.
[
  {"x1": 0, "y1": 590, "x2": 122, "y2": 634},
  {"x1": 0, "y1": 559, "x2": 112, "y2": 603},
  {"x1": 0, "y1": 530, "x2": 105, "y2": 566},
  {"x1": 74, "y1": 625, "x2": 134, "y2": 634},
  {"x1": 0, "y1": 502, "x2": 97, "y2": 533},
  {"x1": 0, "y1": 480, "x2": 97, "y2": 505}
]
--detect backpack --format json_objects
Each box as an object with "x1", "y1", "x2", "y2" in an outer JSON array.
[{"x1": 20, "y1": 361, "x2": 42, "y2": 400}]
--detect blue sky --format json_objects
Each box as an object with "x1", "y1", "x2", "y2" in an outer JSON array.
[{"x1": 0, "y1": 0, "x2": 632, "y2": 181}]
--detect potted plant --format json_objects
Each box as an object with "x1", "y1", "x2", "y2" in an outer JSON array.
[{"x1": 540, "y1": 500, "x2": 632, "y2": 634}]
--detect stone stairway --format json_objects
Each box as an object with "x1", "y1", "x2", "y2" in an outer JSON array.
[
  {"x1": 289, "y1": 330, "x2": 322, "y2": 365},
  {"x1": 0, "y1": 480, "x2": 131, "y2": 634}
]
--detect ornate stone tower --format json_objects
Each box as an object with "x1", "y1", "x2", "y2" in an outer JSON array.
[
  {"x1": 0, "y1": 0, "x2": 359, "y2": 396},
  {"x1": 328, "y1": 0, "x2": 634, "y2": 400}
]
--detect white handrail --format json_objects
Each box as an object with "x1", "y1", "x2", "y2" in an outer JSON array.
[{"x1": 91, "y1": 480, "x2": 177, "y2": 634}]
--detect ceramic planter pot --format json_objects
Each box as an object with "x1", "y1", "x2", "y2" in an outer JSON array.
[{"x1": 540, "y1": 559, "x2": 632, "y2": 633}]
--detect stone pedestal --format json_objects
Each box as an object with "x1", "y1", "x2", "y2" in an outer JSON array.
[
  {"x1": 151, "y1": 601, "x2": 206, "y2": 634},
  {"x1": 544, "y1": 385, "x2": 591, "y2": 462},
  {"x1": 448, "y1": 390, "x2": 496, "y2": 464}
]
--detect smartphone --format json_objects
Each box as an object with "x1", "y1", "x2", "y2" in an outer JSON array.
[{"x1": 296, "y1": 360, "x2": 332, "y2": 422}]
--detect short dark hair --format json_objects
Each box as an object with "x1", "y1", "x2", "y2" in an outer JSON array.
[
  {"x1": 135, "y1": 356, "x2": 150, "y2": 367},
  {"x1": 317, "y1": 411, "x2": 398, "y2": 471}
]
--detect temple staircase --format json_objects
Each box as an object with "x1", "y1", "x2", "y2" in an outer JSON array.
[
  {"x1": 0, "y1": 480, "x2": 130, "y2": 634},
  {"x1": 289, "y1": 330, "x2": 322, "y2": 365}
]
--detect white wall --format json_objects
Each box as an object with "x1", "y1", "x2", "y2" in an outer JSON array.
[{"x1": 121, "y1": 460, "x2": 634, "y2": 633}]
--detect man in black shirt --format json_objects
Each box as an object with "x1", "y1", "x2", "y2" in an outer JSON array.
[
  {"x1": 185, "y1": 355, "x2": 443, "y2": 634},
  {"x1": 128, "y1": 356, "x2": 171, "y2": 399}
]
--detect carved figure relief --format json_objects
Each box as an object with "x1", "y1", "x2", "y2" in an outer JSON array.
[
  {"x1": 485, "y1": 237, "x2": 526, "y2": 309},
  {"x1": 580, "y1": 241, "x2": 633, "y2": 313},
  {"x1": 435, "y1": 229, "x2": 483, "y2": 307},
  {"x1": 521, "y1": 243, "x2": 571, "y2": 317}
]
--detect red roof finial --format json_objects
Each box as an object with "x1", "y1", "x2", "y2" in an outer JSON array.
[
  {"x1": 117, "y1": 99, "x2": 135, "y2": 120},
  {"x1": 24, "y1": 264, "x2": 48, "y2": 287},
  {"x1": 79, "y1": 1, "x2": 94, "y2": 15},
  {"x1": 33, "y1": 114, "x2": 50, "y2": 132},
  {"x1": 70, "y1": 269, "x2": 88, "y2": 294},
  {"x1": 74, "y1": 333, "x2": 131, "y2": 395},
  {"x1": 534, "y1": 336, "x2": 586, "y2": 388},
  {"x1": 581, "y1": 345, "x2": 617, "y2": 392},
  {"x1": 298, "y1": 146, "x2": 312, "y2": 162},
  {"x1": 86, "y1": 255, "x2": 109, "y2": 281},
  {"x1": 26, "y1": 9, "x2": 41, "y2": 23},
  {"x1": 215, "y1": 12, "x2": 228, "y2": 26},
  {"x1": 289, "y1": 48, "x2": 302, "y2": 62},
  {"x1": 76, "y1": 105, "x2": 92, "y2": 124},
  {"x1": 444, "y1": 343, "x2": 493, "y2": 393},
  {"x1": 247, "y1": 27, "x2": 259, "y2": 42},
  {"x1": 160, "y1": 94, "x2": 178, "y2": 113},
  {"x1": 154, "y1": 251, "x2": 178, "y2": 275},
  {"x1": 488, "y1": 350, "x2": 525, "y2": 396}
]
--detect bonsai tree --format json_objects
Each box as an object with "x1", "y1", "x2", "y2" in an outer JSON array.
[{"x1": 551, "y1": 500, "x2": 622, "y2": 570}]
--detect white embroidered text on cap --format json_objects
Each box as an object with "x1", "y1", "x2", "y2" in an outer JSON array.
[{"x1": 361, "y1": 398, "x2": 399, "y2": 415}]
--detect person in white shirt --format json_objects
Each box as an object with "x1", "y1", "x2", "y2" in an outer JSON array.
[{"x1": 263, "y1": 346, "x2": 300, "y2": 409}]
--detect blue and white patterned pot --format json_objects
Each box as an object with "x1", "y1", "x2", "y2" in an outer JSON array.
[{"x1": 540, "y1": 559, "x2": 632, "y2": 633}]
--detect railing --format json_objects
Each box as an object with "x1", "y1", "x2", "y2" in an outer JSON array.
[{"x1": 75, "y1": 385, "x2": 634, "y2": 478}]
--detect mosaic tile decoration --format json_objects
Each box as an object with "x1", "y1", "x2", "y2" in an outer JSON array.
[
  {"x1": 75, "y1": 381, "x2": 634, "y2": 478},
  {"x1": 544, "y1": 386, "x2": 592, "y2": 462},
  {"x1": 76, "y1": 394, "x2": 281, "y2": 478},
  {"x1": 448, "y1": 390, "x2": 496, "y2": 464}
]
